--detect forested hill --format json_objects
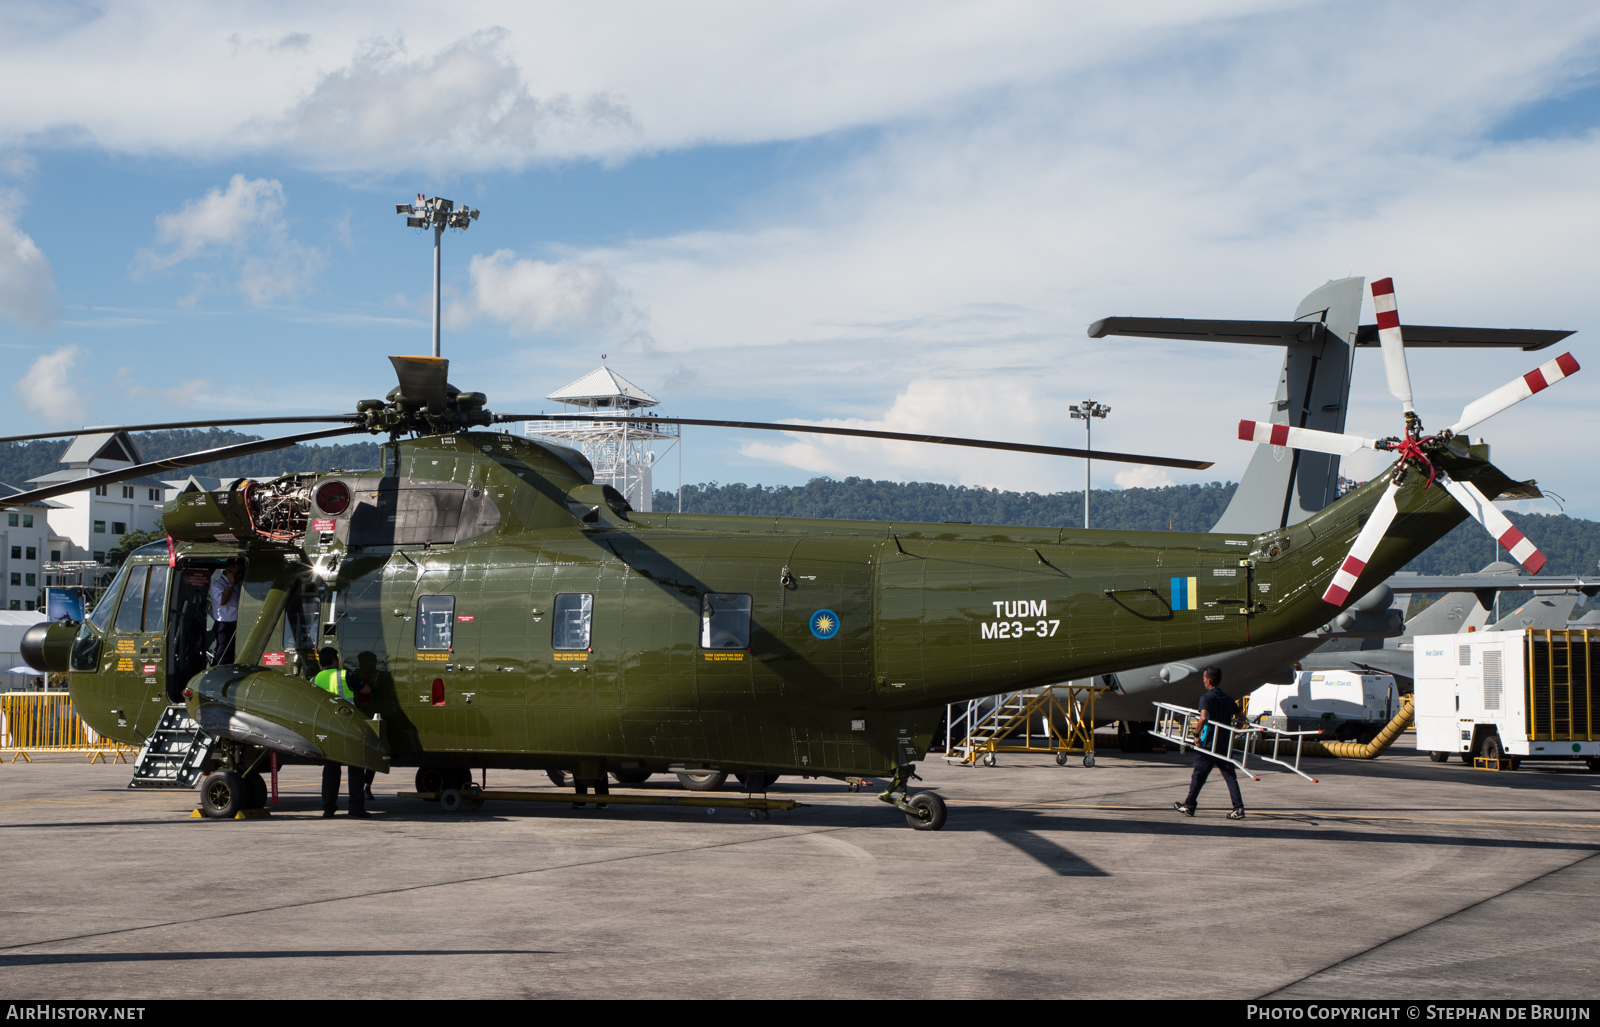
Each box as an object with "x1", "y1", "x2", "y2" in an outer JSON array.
[
  {"x1": 653, "y1": 477, "x2": 1600, "y2": 577},
  {"x1": 0, "y1": 429, "x2": 382, "y2": 486}
]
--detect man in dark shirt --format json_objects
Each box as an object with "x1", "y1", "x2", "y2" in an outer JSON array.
[{"x1": 1174, "y1": 666, "x2": 1245, "y2": 820}]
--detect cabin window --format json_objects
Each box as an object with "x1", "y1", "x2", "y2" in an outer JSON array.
[
  {"x1": 551, "y1": 593, "x2": 593, "y2": 650},
  {"x1": 114, "y1": 567, "x2": 150, "y2": 633},
  {"x1": 283, "y1": 588, "x2": 322, "y2": 651},
  {"x1": 700, "y1": 593, "x2": 752, "y2": 650},
  {"x1": 414, "y1": 595, "x2": 455, "y2": 650},
  {"x1": 142, "y1": 566, "x2": 168, "y2": 633}
]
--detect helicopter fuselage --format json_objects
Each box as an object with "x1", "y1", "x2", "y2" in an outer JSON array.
[{"x1": 53, "y1": 430, "x2": 1490, "y2": 781}]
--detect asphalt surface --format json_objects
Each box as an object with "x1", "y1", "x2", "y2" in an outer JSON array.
[{"x1": 2, "y1": 735, "x2": 1598, "y2": 1000}]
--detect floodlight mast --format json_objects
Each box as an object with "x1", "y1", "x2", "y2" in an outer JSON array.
[
  {"x1": 1068, "y1": 399, "x2": 1110, "y2": 529},
  {"x1": 395, "y1": 195, "x2": 481, "y2": 358}
]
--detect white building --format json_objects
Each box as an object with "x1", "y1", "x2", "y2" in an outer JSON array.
[
  {"x1": 26, "y1": 433, "x2": 166, "y2": 565},
  {"x1": 0, "y1": 486, "x2": 53, "y2": 611},
  {"x1": 525, "y1": 366, "x2": 678, "y2": 512},
  {"x1": 0, "y1": 609, "x2": 48, "y2": 686}
]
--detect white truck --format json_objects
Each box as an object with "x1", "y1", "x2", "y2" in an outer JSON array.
[
  {"x1": 1414, "y1": 627, "x2": 1600, "y2": 770},
  {"x1": 1246, "y1": 671, "x2": 1401, "y2": 743}
]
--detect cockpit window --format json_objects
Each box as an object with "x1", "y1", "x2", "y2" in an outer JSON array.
[
  {"x1": 700, "y1": 593, "x2": 752, "y2": 650},
  {"x1": 113, "y1": 567, "x2": 150, "y2": 633},
  {"x1": 88, "y1": 563, "x2": 131, "y2": 631}
]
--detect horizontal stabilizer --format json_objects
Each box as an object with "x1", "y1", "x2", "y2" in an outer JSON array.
[{"x1": 1088, "y1": 317, "x2": 1571, "y2": 352}]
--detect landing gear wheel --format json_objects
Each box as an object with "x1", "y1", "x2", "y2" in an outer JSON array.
[
  {"x1": 243, "y1": 771, "x2": 268, "y2": 810},
  {"x1": 611, "y1": 770, "x2": 652, "y2": 785},
  {"x1": 1055, "y1": 752, "x2": 1069, "y2": 766},
  {"x1": 199, "y1": 770, "x2": 244, "y2": 819},
  {"x1": 905, "y1": 791, "x2": 947, "y2": 831},
  {"x1": 416, "y1": 768, "x2": 445, "y2": 798},
  {"x1": 736, "y1": 772, "x2": 779, "y2": 791},
  {"x1": 1428, "y1": 751, "x2": 1450, "y2": 763},
  {"x1": 440, "y1": 788, "x2": 465, "y2": 813},
  {"x1": 677, "y1": 770, "x2": 727, "y2": 792},
  {"x1": 981, "y1": 752, "x2": 997, "y2": 767},
  {"x1": 547, "y1": 769, "x2": 573, "y2": 787},
  {"x1": 1083, "y1": 753, "x2": 1096, "y2": 768}
]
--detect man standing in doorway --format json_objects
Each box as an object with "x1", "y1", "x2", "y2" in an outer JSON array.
[
  {"x1": 1173, "y1": 666, "x2": 1245, "y2": 820},
  {"x1": 209, "y1": 559, "x2": 244, "y2": 666},
  {"x1": 315, "y1": 647, "x2": 370, "y2": 819}
]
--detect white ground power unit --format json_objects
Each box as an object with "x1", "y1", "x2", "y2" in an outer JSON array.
[
  {"x1": 1414, "y1": 628, "x2": 1600, "y2": 770},
  {"x1": 1246, "y1": 671, "x2": 1401, "y2": 743}
]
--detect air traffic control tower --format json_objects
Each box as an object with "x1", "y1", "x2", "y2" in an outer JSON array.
[{"x1": 524, "y1": 366, "x2": 677, "y2": 513}]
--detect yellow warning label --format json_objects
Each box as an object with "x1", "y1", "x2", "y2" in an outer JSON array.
[
  {"x1": 116, "y1": 658, "x2": 135, "y2": 671},
  {"x1": 703, "y1": 653, "x2": 745, "y2": 662},
  {"x1": 115, "y1": 640, "x2": 136, "y2": 653},
  {"x1": 416, "y1": 653, "x2": 448, "y2": 662},
  {"x1": 553, "y1": 652, "x2": 588, "y2": 661}
]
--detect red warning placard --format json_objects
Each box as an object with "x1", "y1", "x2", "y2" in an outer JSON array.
[{"x1": 262, "y1": 652, "x2": 287, "y2": 667}]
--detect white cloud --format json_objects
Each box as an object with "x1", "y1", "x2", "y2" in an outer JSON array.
[
  {"x1": 459, "y1": 250, "x2": 621, "y2": 336},
  {"x1": 0, "y1": 192, "x2": 57, "y2": 329},
  {"x1": 133, "y1": 174, "x2": 324, "y2": 304},
  {"x1": 278, "y1": 30, "x2": 637, "y2": 172},
  {"x1": 14, "y1": 346, "x2": 85, "y2": 425},
  {"x1": 1115, "y1": 466, "x2": 1176, "y2": 490}
]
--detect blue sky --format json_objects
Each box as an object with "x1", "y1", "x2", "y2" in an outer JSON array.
[{"x1": 3, "y1": 2, "x2": 1600, "y2": 519}]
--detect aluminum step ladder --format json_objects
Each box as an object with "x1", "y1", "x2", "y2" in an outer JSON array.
[
  {"x1": 127, "y1": 704, "x2": 215, "y2": 789},
  {"x1": 1148, "y1": 701, "x2": 1321, "y2": 782}
]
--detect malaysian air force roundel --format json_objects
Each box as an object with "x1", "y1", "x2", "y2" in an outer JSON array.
[{"x1": 809, "y1": 609, "x2": 840, "y2": 640}]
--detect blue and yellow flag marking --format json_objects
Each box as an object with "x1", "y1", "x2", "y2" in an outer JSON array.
[{"x1": 1170, "y1": 577, "x2": 1199, "y2": 611}]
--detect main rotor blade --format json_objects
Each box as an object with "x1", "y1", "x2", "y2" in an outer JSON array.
[
  {"x1": 0, "y1": 425, "x2": 368, "y2": 508},
  {"x1": 1371, "y1": 278, "x2": 1416, "y2": 415},
  {"x1": 0, "y1": 415, "x2": 361, "y2": 447},
  {"x1": 1237, "y1": 420, "x2": 1383, "y2": 456},
  {"x1": 1446, "y1": 351, "x2": 1580, "y2": 436},
  {"x1": 390, "y1": 355, "x2": 449, "y2": 414},
  {"x1": 1438, "y1": 475, "x2": 1547, "y2": 574},
  {"x1": 1323, "y1": 480, "x2": 1402, "y2": 606},
  {"x1": 495, "y1": 414, "x2": 1214, "y2": 470}
]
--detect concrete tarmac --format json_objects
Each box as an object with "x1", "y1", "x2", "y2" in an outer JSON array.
[{"x1": 2, "y1": 738, "x2": 1598, "y2": 1000}]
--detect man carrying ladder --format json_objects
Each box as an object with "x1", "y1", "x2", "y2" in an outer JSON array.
[{"x1": 1173, "y1": 666, "x2": 1246, "y2": 820}]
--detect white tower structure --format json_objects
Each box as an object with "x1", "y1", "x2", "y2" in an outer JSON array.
[{"x1": 525, "y1": 367, "x2": 678, "y2": 512}]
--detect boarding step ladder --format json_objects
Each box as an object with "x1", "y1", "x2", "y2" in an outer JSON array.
[
  {"x1": 1148, "y1": 701, "x2": 1321, "y2": 783},
  {"x1": 944, "y1": 684, "x2": 1104, "y2": 766},
  {"x1": 127, "y1": 704, "x2": 216, "y2": 789}
]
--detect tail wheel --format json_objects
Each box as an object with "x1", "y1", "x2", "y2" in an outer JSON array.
[
  {"x1": 199, "y1": 770, "x2": 244, "y2": 819},
  {"x1": 676, "y1": 770, "x2": 727, "y2": 792},
  {"x1": 905, "y1": 791, "x2": 947, "y2": 831}
]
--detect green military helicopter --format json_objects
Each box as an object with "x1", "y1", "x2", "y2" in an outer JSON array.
[{"x1": 14, "y1": 278, "x2": 1577, "y2": 829}]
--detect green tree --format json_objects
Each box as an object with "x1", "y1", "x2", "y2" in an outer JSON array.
[{"x1": 106, "y1": 529, "x2": 165, "y2": 568}]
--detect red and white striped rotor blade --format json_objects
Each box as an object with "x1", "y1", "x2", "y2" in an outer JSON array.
[
  {"x1": 1322, "y1": 481, "x2": 1401, "y2": 606},
  {"x1": 1438, "y1": 475, "x2": 1547, "y2": 575},
  {"x1": 1445, "y1": 352, "x2": 1580, "y2": 436},
  {"x1": 1237, "y1": 420, "x2": 1382, "y2": 456},
  {"x1": 1371, "y1": 277, "x2": 1416, "y2": 415}
]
